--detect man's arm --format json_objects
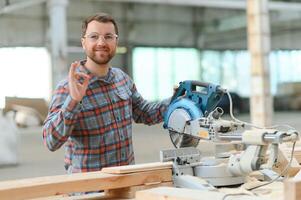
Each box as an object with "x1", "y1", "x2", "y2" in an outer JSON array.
[
  {"x1": 131, "y1": 83, "x2": 170, "y2": 125},
  {"x1": 42, "y1": 85, "x2": 81, "y2": 151},
  {"x1": 43, "y1": 61, "x2": 90, "y2": 151}
]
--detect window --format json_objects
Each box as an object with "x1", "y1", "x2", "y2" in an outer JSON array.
[
  {"x1": 133, "y1": 47, "x2": 301, "y2": 100},
  {"x1": 133, "y1": 47, "x2": 201, "y2": 100},
  {"x1": 0, "y1": 47, "x2": 51, "y2": 108}
]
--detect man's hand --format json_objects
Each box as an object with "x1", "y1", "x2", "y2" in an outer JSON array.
[
  {"x1": 173, "y1": 85, "x2": 179, "y2": 95},
  {"x1": 68, "y1": 61, "x2": 91, "y2": 102}
]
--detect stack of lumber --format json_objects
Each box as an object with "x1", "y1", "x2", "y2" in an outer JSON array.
[{"x1": 0, "y1": 162, "x2": 173, "y2": 200}]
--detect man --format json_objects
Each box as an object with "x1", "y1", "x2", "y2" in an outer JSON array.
[{"x1": 43, "y1": 13, "x2": 169, "y2": 173}]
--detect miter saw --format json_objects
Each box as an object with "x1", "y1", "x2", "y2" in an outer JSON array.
[{"x1": 161, "y1": 80, "x2": 299, "y2": 189}]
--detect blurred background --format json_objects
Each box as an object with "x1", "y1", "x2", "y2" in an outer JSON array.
[{"x1": 1, "y1": 0, "x2": 301, "y2": 181}]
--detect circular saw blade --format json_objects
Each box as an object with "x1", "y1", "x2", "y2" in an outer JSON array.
[{"x1": 169, "y1": 130, "x2": 200, "y2": 148}]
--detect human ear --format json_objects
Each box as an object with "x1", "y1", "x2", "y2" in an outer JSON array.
[{"x1": 81, "y1": 38, "x2": 86, "y2": 50}]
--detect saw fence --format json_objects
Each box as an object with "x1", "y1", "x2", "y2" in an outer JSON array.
[{"x1": 1, "y1": 155, "x2": 301, "y2": 200}]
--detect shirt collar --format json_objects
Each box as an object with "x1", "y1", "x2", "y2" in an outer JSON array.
[{"x1": 77, "y1": 60, "x2": 115, "y2": 84}]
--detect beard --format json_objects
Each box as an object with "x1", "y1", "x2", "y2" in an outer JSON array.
[{"x1": 86, "y1": 47, "x2": 116, "y2": 65}]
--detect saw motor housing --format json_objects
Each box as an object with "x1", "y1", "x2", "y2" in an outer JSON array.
[{"x1": 163, "y1": 81, "x2": 225, "y2": 148}]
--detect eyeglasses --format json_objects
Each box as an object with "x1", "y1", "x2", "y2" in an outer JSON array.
[{"x1": 84, "y1": 33, "x2": 118, "y2": 43}]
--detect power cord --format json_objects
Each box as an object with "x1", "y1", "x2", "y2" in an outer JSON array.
[
  {"x1": 226, "y1": 90, "x2": 297, "y2": 132},
  {"x1": 222, "y1": 193, "x2": 251, "y2": 200}
]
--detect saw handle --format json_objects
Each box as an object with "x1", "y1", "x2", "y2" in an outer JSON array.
[
  {"x1": 171, "y1": 80, "x2": 225, "y2": 114},
  {"x1": 190, "y1": 80, "x2": 210, "y2": 88},
  {"x1": 171, "y1": 81, "x2": 208, "y2": 102},
  {"x1": 190, "y1": 81, "x2": 226, "y2": 94}
]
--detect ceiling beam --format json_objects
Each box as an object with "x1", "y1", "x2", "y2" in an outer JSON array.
[
  {"x1": 100, "y1": 0, "x2": 301, "y2": 11},
  {"x1": 2, "y1": 0, "x2": 301, "y2": 16},
  {"x1": 205, "y1": 10, "x2": 301, "y2": 34},
  {"x1": 107, "y1": 0, "x2": 246, "y2": 9},
  {"x1": 269, "y1": 1, "x2": 301, "y2": 11},
  {"x1": 0, "y1": 0, "x2": 47, "y2": 15}
]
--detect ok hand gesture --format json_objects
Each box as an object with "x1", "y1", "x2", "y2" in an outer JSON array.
[{"x1": 68, "y1": 61, "x2": 91, "y2": 102}]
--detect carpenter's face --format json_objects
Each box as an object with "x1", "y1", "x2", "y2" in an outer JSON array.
[{"x1": 81, "y1": 20, "x2": 118, "y2": 66}]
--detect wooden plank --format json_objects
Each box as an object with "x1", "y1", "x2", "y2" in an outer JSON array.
[
  {"x1": 30, "y1": 193, "x2": 105, "y2": 200},
  {"x1": 292, "y1": 147, "x2": 301, "y2": 164},
  {"x1": 105, "y1": 182, "x2": 173, "y2": 199},
  {"x1": 30, "y1": 173, "x2": 173, "y2": 199},
  {"x1": 224, "y1": 181, "x2": 283, "y2": 200},
  {"x1": 136, "y1": 186, "x2": 271, "y2": 200},
  {"x1": 280, "y1": 144, "x2": 301, "y2": 164},
  {"x1": 273, "y1": 147, "x2": 301, "y2": 177},
  {"x1": 284, "y1": 178, "x2": 301, "y2": 200},
  {"x1": 294, "y1": 168, "x2": 301, "y2": 179},
  {"x1": 3, "y1": 96, "x2": 48, "y2": 122},
  {"x1": 0, "y1": 168, "x2": 171, "y2": 200},
  {"x1": 135, "y1": 187, "x2": 226, "y2": 200},
  {"x1": 101, "y1": 162, "x2": 173, "y2": 174},
  {"x1": 30, "y1": 192, "x2": 134, "y2": 200}
]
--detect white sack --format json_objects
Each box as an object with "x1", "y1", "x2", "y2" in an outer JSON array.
[{"x1": 0, "y1": 112, "x2": 19, "y2": 165}]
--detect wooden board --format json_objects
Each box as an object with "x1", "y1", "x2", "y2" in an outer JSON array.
[
  {"x1": 3, "y1": 96, "x2": 48, "y2": 122},
  {"x1": 220, "y1": 181, "x2": 283, "y2": 200},
  {"x1": 136, "y1": 186, "x2": 270, "y2": 200},
  {"x1": 135, "y1": 187, "x2": 225, "y2": 200},
  {"x1": 280, "y1": 142, "x2": 301, "y2": 164},
  {"x1": 101, "y1": 162, "x2": 173, "y2": 174},
  {"x1": 284, "y1": 178, "x2": 301, "y2": 200},
  {"x1": 282, "y1": 146, "x2": 301, "y2": 164},
  {"x1": 273, "y1": 147, "x2": 301, "y2": 177},
  {"x1": 105, "y1": 182, "x2": 173, "y2": 199},
  {"x1": 31, "y1": 193, "x2": 134, "y2": 200},
  {"x1": 0, "y1": 168, "x2": 171, "y2": 200},
  {"x1": 292, "y1": 147, "x2": 301, "y2": 164}
]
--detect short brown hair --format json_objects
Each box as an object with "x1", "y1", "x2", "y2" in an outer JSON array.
[{"x1": 81, "y1": 13, "x2": 119, "y2": 38}]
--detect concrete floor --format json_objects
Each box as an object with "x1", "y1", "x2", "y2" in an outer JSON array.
[{"x1": 1, "y1": 111, "x2": 301, "y2": 182}]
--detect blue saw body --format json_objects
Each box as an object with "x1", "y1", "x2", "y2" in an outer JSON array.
[
  {"x1": 163, "y1": 80, "x2": 225, "y2": 148},
  {"x1": 164, "y1": 98, "x2": 203, "y2": 124}
]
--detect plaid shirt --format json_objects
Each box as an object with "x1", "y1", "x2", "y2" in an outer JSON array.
[{"x1": 43, "y1": 61, "x2": 169, "y2": 173}]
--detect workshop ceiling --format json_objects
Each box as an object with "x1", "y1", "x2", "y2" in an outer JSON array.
[{"x1": 1, "y1": 0, "x2": 301, "y2": 50}]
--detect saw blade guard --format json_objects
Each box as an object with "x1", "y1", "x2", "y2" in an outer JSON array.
[
  {"x1": 164, "y1": 98, "x2": 203, "y2": 129},
  {"x1": 165, "y1": 100, "x2": 204, "y2": 148},
  {"x1": 163, "y1": 80, "x2": 225, "y2": 148}
]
